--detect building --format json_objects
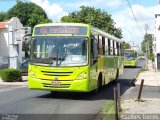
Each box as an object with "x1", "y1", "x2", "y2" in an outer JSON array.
[
  {"x1": 0, "y1": 17, "x2": 25, "y2": 69},
  {"x1": 131, "y1": 45, "x2": 140, "y2": 52},
  {"x1": 154, "y1": 14, "x2": 160, "y2": 70}
]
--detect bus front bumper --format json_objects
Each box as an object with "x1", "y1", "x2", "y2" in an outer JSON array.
[
  {"x1": 28, "y1": 77, "x2": 89, "y2": 92},
  {"x1": 124, "y1": 60, "x2": 136, "y2": 67}
]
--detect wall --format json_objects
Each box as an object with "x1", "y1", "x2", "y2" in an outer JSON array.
[
  {"x1": 154, "y1": 14, "x2": 160, "y2": 70},
  {"x1": 7, "y1": 17, "x2": 25, "y2": 63},
  {"x1": 0, "y1": 29, "x2": 9, "y2": 56},
  {"x1": 0, "y1": 17, "x2": 25, "y2": 69}
]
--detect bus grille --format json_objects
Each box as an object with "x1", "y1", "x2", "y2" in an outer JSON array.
[
  {"x1": 41, "y1": 71, "x2": 73, "y2": 76},
  {"x1": 42, "y1": 83, "x2": 70, "y2": 88}
]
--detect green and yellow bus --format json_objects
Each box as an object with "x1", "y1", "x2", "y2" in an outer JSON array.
[
  {"x1": 28, "y1": 23, "x2": 124, "y2": 92},
  {"x1": 138, "y1": 53, "x2": 145, "y2": 59},
  {"x1": 123, "y1": 49, "x2": 137, "y2": 67}
]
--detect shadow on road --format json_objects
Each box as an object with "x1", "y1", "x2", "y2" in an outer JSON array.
[
  {"x1": 124, "y1": 66, "x2": 142, "y2": 69},
  {"x1": 35, "y1": 60, "x2": 145, "y2": 101},
  {"x1": 36, "y1": 78, "x2": 134, "y2": 101}
]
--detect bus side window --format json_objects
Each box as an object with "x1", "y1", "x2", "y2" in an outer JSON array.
[
  {"x1": 116, "y1": 42, "x2": 119, "y2": 56},
  {"x1": 105, "y1": 37, "x2": 108, "y2": 55},
  {"x1": 108, "y1": 39, "x2": 111, "y2": 55},
  {"x1": 113, "y1": 41, "x2": 115, "y2": 56},
  {"x1": 120, "y1": 43, "x2": 123, "y2": 56},
  {"x1": 91, "y1": 35, "x2": 98, "y2": 65}
]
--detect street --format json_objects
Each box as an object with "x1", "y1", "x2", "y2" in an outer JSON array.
[
  {"x1": 0, "y1": 60, "x2": 145, "y2": 120},
  {"x1": 121, "y1": 60, "x2": 160, "y2": 100}
]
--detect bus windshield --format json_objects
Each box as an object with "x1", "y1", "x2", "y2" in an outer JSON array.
[
  {"x1": 30, "y1": 36, "x2": 88, "y2": 66},
  {"x1": 139, "y1": 53, "x2": 145, "y2": 57},
  {"x1": 124, "y1": 51, "x2": 136, "y2": 60}
]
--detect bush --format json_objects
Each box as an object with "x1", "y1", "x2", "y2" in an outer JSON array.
[
  {"x1": 0, "y1": 69, "x2": 22, "y2": 82},
  {"x1": 148, "y1": 53, "x2": 155, "y2": 61}
]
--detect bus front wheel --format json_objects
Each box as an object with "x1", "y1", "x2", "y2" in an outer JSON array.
[{"x1": 91, "y1": 73, "x2": 102, "y2": 94}]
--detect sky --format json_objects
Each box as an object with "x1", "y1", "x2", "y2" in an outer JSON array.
[{"x1": 0, "y1": 0, "x2": 160, "y2": 48}]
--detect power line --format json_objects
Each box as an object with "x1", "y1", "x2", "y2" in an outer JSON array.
[
  {"x1": 126, "y1": 0, "x2": 143, "y2": 33},
  {"x1": 131, "y1": 0, "x2": 146, "y2": 34},
  {"x1": 133, "y1": 0, "x2": 146, "y2": 24}
]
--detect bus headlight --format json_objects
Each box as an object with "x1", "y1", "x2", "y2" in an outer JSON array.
[
  {"x1": 29, "y1": 71, "x2": 36, "y2": 78},
  {"x1": 76, "y1": 72, "x2": 87, "y2": 80}
]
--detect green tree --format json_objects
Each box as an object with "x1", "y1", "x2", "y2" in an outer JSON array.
[
  {"x1": 6, "y1": 1, "x2": 52, "y2": 28},
  {"x1": 123, "y1": 42, "x2": 131, "y2": 49},
  {"x1": 61, "y1": 6, "x2": 122, "y2": 39},
  {"x1": 141, "y1": 34, "x2": 153, "y2": 53},
  {"x1": 141, "y1": 34, "x2": 154, "y2": 60},
  {"x1": 0, "y1": 12, "x2": 7, "y2": 21}
]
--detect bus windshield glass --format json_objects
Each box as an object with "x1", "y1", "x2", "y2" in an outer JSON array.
[
  {"x1": 139, "y1": 53, "x2": 145, "y2": 57},
  {"x1": 124, "y1": 51, "x2": 136, "y2": 60},
  {"x1": 30, "y1": 36, "x2": 88, "y2": 66}
]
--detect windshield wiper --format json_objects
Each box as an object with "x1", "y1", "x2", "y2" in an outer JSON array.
[
  {"x1": 49, "y1": 56, "x2": 65, "y2": 66},
  {"x1": 57, "y1": 55, "x2": 66, "y2": 66}
]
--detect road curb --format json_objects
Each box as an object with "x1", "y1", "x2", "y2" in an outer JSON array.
[
  {"x1": 0, "y1": 81, "x2": 28, "y2": 87},
  {"x1": 131, "y1": 65, "x2": 146, "y2": 86},
  {"x1": 0, "y1": 76, "x2": 28, "y2": 87},
  {"x1": 130, "y1": 79, "x2": 136, "y2": 86}
]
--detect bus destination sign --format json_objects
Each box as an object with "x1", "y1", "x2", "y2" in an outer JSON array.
[{"x1": 34, "y1": 26, "x2": 87, "y2": 35}]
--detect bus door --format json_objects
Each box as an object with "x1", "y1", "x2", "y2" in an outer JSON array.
[{"x1": 89, "y1": 35, "x2": 98, "y2": 91}]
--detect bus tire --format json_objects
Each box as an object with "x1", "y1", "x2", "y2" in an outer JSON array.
[
  {"x1": 50, "y1": 91, "x2": 58, "y2": 95},
  {"x1": 91, "y1": 73, "x2": 102, "y2": 94},
  {"x1": 116, "y1": 69, "x2": 119, "y2": 79},
  {"x1": 97, "y1": 73, "x2": 102, "y2": 89}
]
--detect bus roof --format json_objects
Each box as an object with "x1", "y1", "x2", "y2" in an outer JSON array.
[
  {"x1": 34, "y1": 23, "x2": 90, "y2": 28},
  {"x1": 124, "y1": 49, "x2": 135, "y2": 53},
  {"x1": 34, "y1": 23, "x2": 123, "y2": 43},
  {"x1": 125, "y1": 49, "x2": 134, "y2": 51},
  {"x1": 91, "y1": 27, "x2": 123, "y2": 43}
]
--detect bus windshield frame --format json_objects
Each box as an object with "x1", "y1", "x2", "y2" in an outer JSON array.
[
  {"x1": 124, "y1": 50, "x2": 136, "y2": 60},
  {"x1": 30, "y1": 36, "x2": 88, "y2": 67}
]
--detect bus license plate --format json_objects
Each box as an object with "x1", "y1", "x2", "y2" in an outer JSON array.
[{"x1": 52, "y1": 81, "x2": 61, "y2": 86}]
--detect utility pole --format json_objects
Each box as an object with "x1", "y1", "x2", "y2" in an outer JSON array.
[{"x1": 145, "y1": 24, "x2": 148, "y2": 69}]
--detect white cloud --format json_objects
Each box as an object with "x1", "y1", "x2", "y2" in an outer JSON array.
[
  {"x1": 30, "y1": 0, "x2": 158, "y2": 49},
  {"x1": 30, "y1": 0, "x2": 123, "y2": 22},
  {"x1": 64, "y1": 0, "x2": 123, "y2": 10},
  {"x1": 31, "y1": 0, "x2": 68, "y2": 21},
  {"x1": 106, "y1": 0, "x2": 122, "y2": 7},
  {"x1": 113, "y1": 4, "x2": 158, "y2": 47}
]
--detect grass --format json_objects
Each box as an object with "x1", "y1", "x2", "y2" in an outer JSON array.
[{"x1": 96, "y1": 100, "x2": 115, "y2": 120}]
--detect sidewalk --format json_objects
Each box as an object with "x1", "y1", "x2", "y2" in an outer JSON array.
[
  {"x1": 0, "y1": 76, "x2": 28, "y2": 87},
  {"x1": 121, "y1": 98, "x2": 160, "y2": 114},
  {"x1": 135, "y1": 60, "x2": 160, "y2": 86},
  {"x1": 121, "y1": 60, "x2": 160, "y2": 116}
]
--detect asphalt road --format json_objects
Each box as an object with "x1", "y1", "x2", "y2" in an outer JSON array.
[{"x1": 0, "y1": 60, "x2": 145, "y2": 120}]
